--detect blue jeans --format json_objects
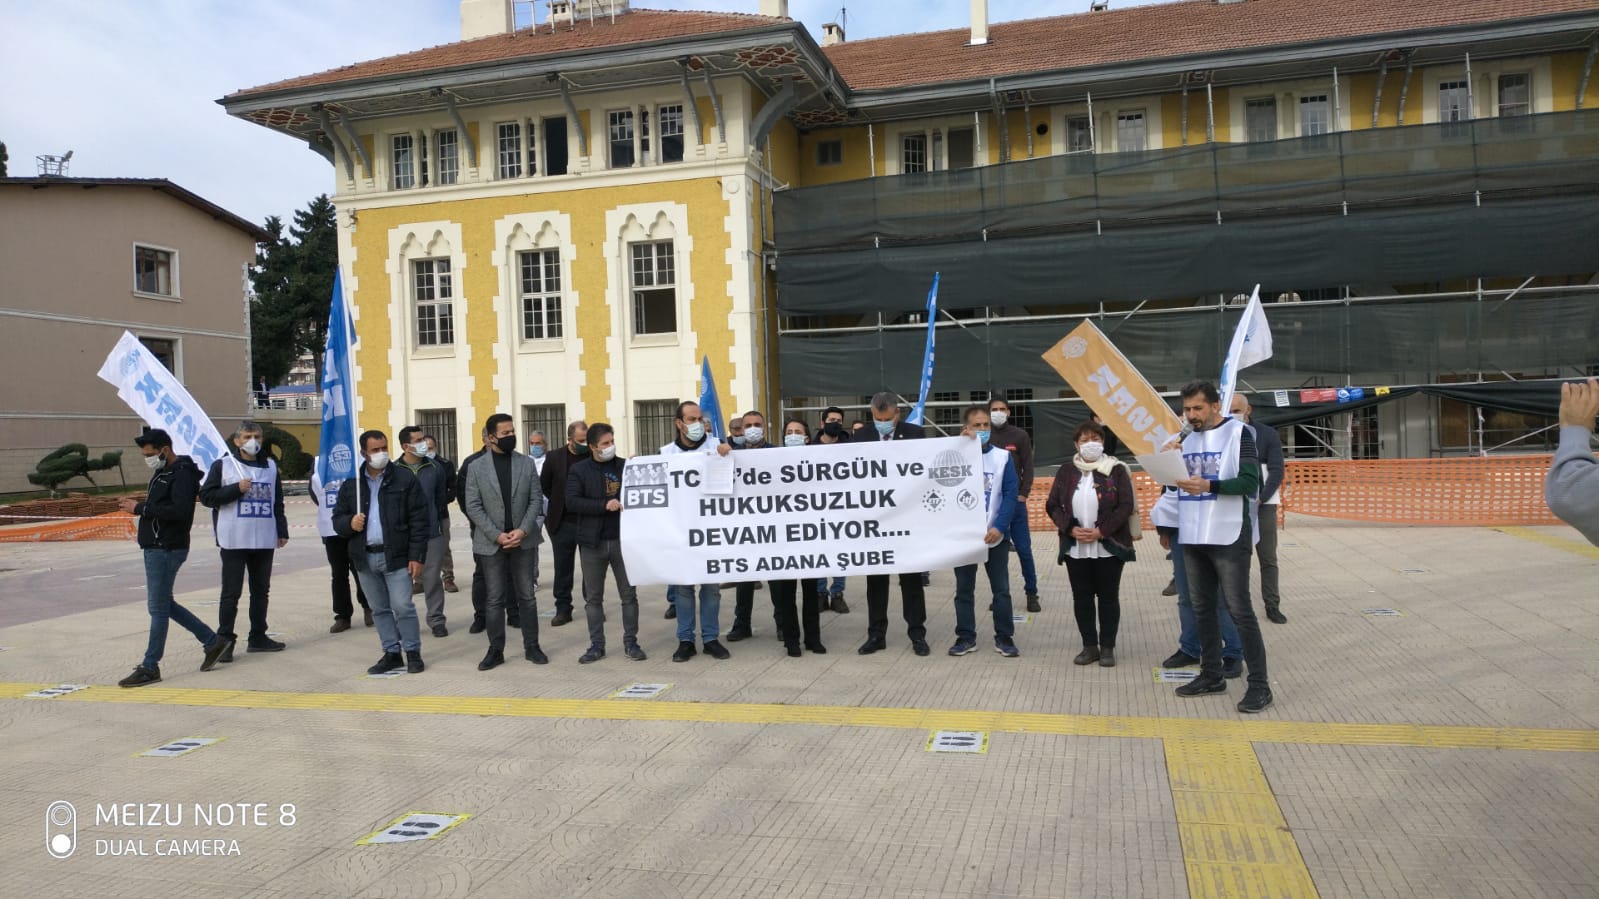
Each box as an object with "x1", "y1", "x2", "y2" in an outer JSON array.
[
  {"x1": 1172, "y1": 531, "x2": 1241, "y2": 660},
  {"x1": 670, "y1": 584, "x2": 722, "y2": 643},
  {"x1": 356, "y1": 552, "x2": 422, "y2": 653},
  {"x1": 815, "y1": 577, "x2": 845, "y2": 596},
  {"x1": 953, "y1": 539, "x2": 1015, "y2": 642},
  {"x1": 1006, "y1": 506, "x2": 1038, "y2": 594},
  {"x1": 142, "y1": 549, "x2": 218, "y2": 672}
]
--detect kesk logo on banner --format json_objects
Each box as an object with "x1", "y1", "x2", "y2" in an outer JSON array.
[
  {"x1": 1042, "y1": 321, "x2": 1184, "y2": 455},
  {"x1": 619, "y1": 437, "x2": 990, "y2": 586}
]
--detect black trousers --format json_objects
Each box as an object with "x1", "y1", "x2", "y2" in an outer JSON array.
[
  {"x1": 322, "y1": 535, "x2": 369, "y2": 620},
  {"x1": 548, "y1": 520, "x2": 581, "y2": 615},
  {"x1": 865, "y1": 573, "x2": 926, "y2": 642},
  {"x1": 732, "y1": 581, "x2": 780, "y2": 632},
  {"x1": 470, "y1": 529, "x2": 520, "y2": 628},
  {"x1": 1065, "y1": 555, "x2": 1125, "y2": 649},
  {"x1": 771, "y1": 580, "x2": 822, "y2": 648},
  {"x1": 218, "y1": 548, "x2": 273, "y2": 642}
]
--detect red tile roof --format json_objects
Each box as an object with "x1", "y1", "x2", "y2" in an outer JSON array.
[
  {"x1": 229, "y1": 8, "x2": 788, "y2": 99},
  {"x1": 824, "y1": 0, "x2": 1599, "y2": 90}
]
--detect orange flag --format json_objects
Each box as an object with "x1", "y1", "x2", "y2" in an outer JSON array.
[{"x1": 1042, "y1": 320, "x2": 1184, "y2": 455}]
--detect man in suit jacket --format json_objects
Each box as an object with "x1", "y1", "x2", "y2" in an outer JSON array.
[
  {"x1": 463, "y1": 413, "x2": 547, "y2": 670},
  {"x1": 853, "y1": 391, "x2": 930, "y2": 656}
]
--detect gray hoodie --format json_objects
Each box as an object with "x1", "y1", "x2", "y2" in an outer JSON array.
[{"x1": 1545, "y1": 425, "x2": 1599, "y2": 546}]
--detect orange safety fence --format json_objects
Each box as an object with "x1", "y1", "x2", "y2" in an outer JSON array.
[{"x1": 0, "y1": 512, "x2": 137, "y2": 543}]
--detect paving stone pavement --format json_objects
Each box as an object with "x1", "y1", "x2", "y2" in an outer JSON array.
[{"x1": 0, "y1": 508, "x2": 1595, "y2": 898}]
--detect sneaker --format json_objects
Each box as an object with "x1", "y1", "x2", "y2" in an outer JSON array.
[
  {"x1": 201, "y1": 636, "x2": 231, "y2": 672},
  {"x1": 1162, "y1": 578, "x2": 1178, "y2": 597},
  {"x1": 857, "y1": 638, "x2": 886, "y2": 655},
  {"x1": 831, "y1": 593, "x2": 850, "y2": 614},
  {"x1": 665, "y1": 605, "x2": 677, "y2": 619},
  {"x1": 329, "y1": 618, "x2": 351, "y2": 634},
  {"x1": 704, "y1": 640, "x2": 731, "y2": 660},
  {"x1": 478, "y1": 650, "x2": 505, "y2": 671},
  {"x1": 218, "y1": 641, "x2": 234, "y2": 664},
  {"x1": 912, "y1": 639, "x2": 931, "y2": 657},
  {"x1": 1223, "y1": 658, "x2": 1243, "y2": 679},
  {"x1": 1073, "y1": 647, "x2": 1102, "y2": 666},
  {"x1": 579, "y1": 645, "x2": 605, "y2": 664},
  {"x1": 1266, "y1": 607, "x2": 1288, "y2": 624},
  {"x1": 726, "y1": 625, "x2": 753, "y2": 642},
  {"x1": 1161, "y1": 650, "x2": 1201, "y2": 669},
  {"x1": 1025, "y1": 593, "x2": 1041, "y2": 613},
  {"x1": 1175, "y1": 674, "x2": 1228, "y2": 697},
  {"x1": 468, "y1": 621, "x2": 486, "y2": 634},
  {"x1": 118, "y1": 666, "x2": 161, "y2": 688},
  {"x1": 431, "y1": 625, "x2": 449, "y2": 638},
  {"x1": 525, "y1": 646, "x2": 549, "y2": 665},
  {"x1": 1238, "y1": 686, "x2": 1274, "y2": 714},
  {"x1": 363, "y1": 609, "x2": 374, "y2": 627},
  {"x1": 405, "y1": 651, "x2": 424, "y2": 674},
  {"x1": 994, "y1": 637, "x2": 1020, "y2": 658},
  {"x1": 623, "y1": 642, "x2": 647, "y2": 662},
  {"x1": 247, "y1": 637, "x2": 285, "y2": 653},
  {"x1": 551, "y1": 612, "x2": 572, "y2": 627},
  {"x1": 672, "y1": 641, "x2": 697, "y2": 662},
  {"x1": 444, "y1": 579, "x2": 459, "y2": 594},
  {"x1": 1098, "y1": 647, "x2": 1117, "y2": 667},
  {"x1": 948, "y1": 638, "x2": 977, "y2": 656},
  {"x1": 367, "y1": 652, "x2": 403, "y2": 675}
]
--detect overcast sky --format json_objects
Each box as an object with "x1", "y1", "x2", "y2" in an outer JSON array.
[{"x1": 1, "y1": 0, "x2": 1180, "y2": 228}]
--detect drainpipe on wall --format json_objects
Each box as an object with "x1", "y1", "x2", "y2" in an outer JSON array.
[
  {"x1": 1396, "y1": 55, "x2": 1414, "y2": 124},
  {"x1": 1372, "y1": 59, "x2": 1389, "y2": 128},
  {"x1": 1578, "y1": 42, "x2": 1598, "y2": 108}
]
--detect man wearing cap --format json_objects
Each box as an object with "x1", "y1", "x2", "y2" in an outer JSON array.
[{"x1": 116, "y1": 429, "x2": 231, "y2": 687}]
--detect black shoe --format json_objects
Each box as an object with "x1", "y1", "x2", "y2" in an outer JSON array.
[
  {"x1": 432, "y1": 625, "x2": 449, "y2": 638},
  {"x1": 665, "y1": 605, "x2": 677, "y2": 619},
  {"x1": 672, "y1": 641, "x2": 697, "y2": 662},
  {"x1": 1223, "y1": 658, "x2": 1243, "y2": 679},
  {"x1": 1162, "y1": 578, "x2": 1177, "y2": 597},
  {"x1": 1161, "y1": 651, "x2": 1201, "y2": 669},
  {"x1": 201, "y1": 636, "x2": 231, "y2": 671},
  {"x1": 1266, "y1": 607, "x2": 1288, "y2": 624},
  {"x1": 1025, "y1": 593, "x2": 1041, "y2": 613},
  {"x1": 804, "y1": 641, "x2": 827, "y2": 655},
  {"x1": 830, "y1": 594, "x2": 850, "y2": 614},
  {"x1": 405, "y1": 651, "x2": 424, "y2": 674},
  {"x1": 857, "y1": 638, "x2": 886, "y2": 655},
  {"x1": 218, "y1": 640, "x2": 234, "y2": 663},
  {"x1": 1175, "y1": 674, "x2": 1228, "y2": 696},
  {"x1": 329, "y1": 618, "x2": 351, "y2": 634},
  {"x1": 507, "y1": 619, "x2": 521, "y2": 630},
  {"x1": 726, "y1": 625, "x2": 753, "y2": 642},
  {"x1": 247, "y1": 637, "x2": 285, "y2": 653},
  {"x1": 1098, "y1": 647, "x2": 1117, "y2": 667},
  {"x1": 444, "y1": 579, "x2": 460, "y2": 593},
  {"x1": 551, "y1": 612, "x2": 572, "y2": 627},
  {"x1": 367, "y1": 652, "x2": 403, "y2": 675},
  {"x1": 911, "y1": 640, "x2": 931, "y2": 657},
  {"x1": 579, "y1": 645, "x2": 605, "y2": 664},
  {"x1": 525, "y1": 646, "x2": 549, "y2": 665},
  {"x1": 920, "y1": 574, "x2": 931, "y2": 587},
  {"x1": 478, "y1": 650, "x2": 505, "y2": 671},
  {"x1": 785, "y1": 642, "x2": 803, "y2": 657},
  {"x1": 624, "y1": 641, "x2": 647, "y2": 661},
  {"x1": 1238, "y1": 686, "x2": 1274, "y2": 714},
  {"x1": 363, "y1": 609, "x2": 374, "y2": 627},
  {"x1": 118, "y1": 666, "x2": 160, "y2": 688},
  {"x1": 1073, "y1": 646, "x2": 1102, "y2": 666},
  {"x1": 704, "y1": 640, "x2": 731, "y2": 660},
  {"x1": 468, "y1": 621, "x2": 486, "y2": 634}
]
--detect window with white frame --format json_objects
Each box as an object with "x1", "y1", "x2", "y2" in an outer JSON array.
[
  {"x1": 412, "y1": 258, "x2": 454, "y2": 347},
  {"x1": 630, "y1": 240, "x2": 676, "y2": 335},
  {"x1": 497, "y1": 123, "x2": 523, "y2": 179},
  {"x1": 1245, "y1": 97, "x2": 1278, "y2": 142},
  {"x1": 518, "y1": 249, "x2": 562, "y2": 341},
  {"x1": 1115, "y1": 111, "x2": 1147, "y2": 152},
  {"x1": 436, "y1": 129, "x2": 459, "y2": 185},
  {"x1": 1497, "y1": 73, "x2": 1530, "y2": 117},
  {"x1": 139, "y1": 336, "x2": 178, "y2": 376},
  {"x1": 658, "y1": 104, "x2": 684, "y2": 163},
  {"x1": 134, "y1": 246, "x2": 175, "y2": 296},
  {"x1": 609, "y1": 110, "x2": 636, "y2": 168},
  {"x1": 1066, "y1": 115, "x2": 1093, "y2": 153},
  {"x1": 391, "y1": 134, "x2": 416, "y2": 189},
  {"x1": 901, "y1": 132, "x2": 928, "y2": 173},
  {"x1": 1299, "y1": 94, "x2": 1332, "y2": 136},
  {"x1": 1438, "y1": 81, "x2": 1470, "y2": 123}
]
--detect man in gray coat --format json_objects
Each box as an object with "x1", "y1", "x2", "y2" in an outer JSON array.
[{"x1": 463, "y1": 413, "x2": 547, "y2": 669}]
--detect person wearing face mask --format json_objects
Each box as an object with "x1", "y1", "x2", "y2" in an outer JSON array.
[
  {"x1": 660, "y1": 401, "x2": 735, "y2": 662},
  {"x1": 727, "y1": 416, "x2": 746, "y2": 448},
  {"x1": 540, "y1": 421, "x2": 589, "y2": 626},
  {"x1": 199, "y1": 420, "x2": 288, "y2": 659},
  {"x1": 457, "y1": 426, "x2": 518, "y2": 635},
  {"x1": 464, "y1": 414, "x2": 549, "y2": 669},
  {"x1": 766, "y1": 418, "x2": 828, "y2": 656},
  {"x1": 853, "y1": 392, "x2": 931, "y2": 656},
  {"x1": 116, "y1": 429, "x2": 231, "y2": 687},
  {"x1": 1045, "y1": 421, "x2": 1136, "y2": 668},
  {"x1": 810, "y1": 407, "x2": 852, "y2": 613},
  {"x1": 421, "y1": 433, "x2": 461, "y2": 595},
  {"x1": 727, "y1": 410, "x2": 776, "y2": 641},
  {"x1": 566, "y1": 423, "x2": 645, "y2": 664},
  {"x1": 947, "y1": 406, "x2": 1022, "y2": 659},
  {"x1": 333, "y1": 430, "x2": 431, "y2": 675},
  {"x1": 397, "y1": 425, "x2": 453, "y2": 638},
  {"x1": 987, "y1": 397, "x2": 1040, "y2": 613}
]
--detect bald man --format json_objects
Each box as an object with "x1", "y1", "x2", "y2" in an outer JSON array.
[{"x1": 1229, "y1": 395, "x2": 1287, "y2": 624}]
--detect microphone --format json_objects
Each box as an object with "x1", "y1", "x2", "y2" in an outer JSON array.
[{"x1": 1176, "y1": 422, "x2": 1193, "y2": 442}]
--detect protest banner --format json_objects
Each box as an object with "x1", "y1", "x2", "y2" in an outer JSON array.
[
  {"x1": 620, "y1": 437, "x2": 990, "y2": 586},
  {"x1": 1041, "y1": 321, "x2": 1185, "y2": 455}
]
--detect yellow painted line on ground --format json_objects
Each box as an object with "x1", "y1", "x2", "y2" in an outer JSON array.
[
  {"x1": 1495, "y1": 526, "x2": 1599, "y2": 561},
  {"x1": 1166, "y1": 738, "x2": 1321, "y2": 899},
  {"x1": 3, "y1": 681, "x2": 1596, "y2": 753}
]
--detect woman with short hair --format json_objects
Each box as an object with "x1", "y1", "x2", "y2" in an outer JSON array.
[{"x1": 1046, "y1": 420, "x2": 1136, "y2": 667}]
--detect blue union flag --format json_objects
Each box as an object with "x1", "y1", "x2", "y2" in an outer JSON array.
[{"x1": 317, "y1": 269, "x2": 358, "y2": 484}]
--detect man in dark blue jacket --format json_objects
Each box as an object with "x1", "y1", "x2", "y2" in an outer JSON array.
[
  {"x1": 117, "y1": 429, "x2": 231, "y2": 687},
  {"x1": 566, "y1": 423, "x2": 645, "y2": 664},
  {"x1": 853, "y1": 392, "x2": 930, "y2": 656}
]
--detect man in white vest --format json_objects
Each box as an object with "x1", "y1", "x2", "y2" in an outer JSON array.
[
  {"x1": 199, "y1": 420, "x2": 288, "y2": 660},
  {"x1": 948, "y1": 404, "x2": 1021, "y2": 659},
  {"x1": 659, "y1": 400, "x2": 734, "y2": 663},
  {"x1": 1172, "y1": 382, "x2": 1272, "y2": 714}
]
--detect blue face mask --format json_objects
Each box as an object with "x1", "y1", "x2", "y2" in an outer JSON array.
[
  {"x1": 874, "y1": 419, "x2": 895, "y2": 436},
  {"x1": 731, "y1": 435, "x2": 746, "y2": 446},
  {"x1": 529, "y1": 445, "x2": 546, "y2": 459},
  {"x1": 978, "y1": 430, "x2": 991, "y2": 447}
]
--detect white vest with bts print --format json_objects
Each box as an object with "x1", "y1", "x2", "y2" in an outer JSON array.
[
  {"x1": 216, "y1": 458, "x2": 280, "y2": 550},
  {"x1": 980, "y1": 446, "x2": 1012, "y2": 529},
  {"x1": 311, "y1": 468, "x2": 342, "y2": 539},
  {"x1": 1177, "y1": 417, "x2": 1247, "y2": 547}
]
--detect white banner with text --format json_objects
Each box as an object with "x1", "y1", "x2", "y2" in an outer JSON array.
[{"x1": 620, "y1": 437, "x2": 991, "y2": 586}]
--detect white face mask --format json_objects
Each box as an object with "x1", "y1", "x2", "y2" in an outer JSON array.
[
  {"x1": 743, "y1": 426, "x2": 764, "y2": 445},
  {"x1": 596, "y1": 445, "x2": 617, "y2": 462},
  {"x1": 784, "y1": 433, "x2": 806, "y2": 447},
  {"x1": 416, "y1": 442, "x2": 433, "y2": 458},
  {"x1": 685, "y1": 421, "x2": 706, "y2": 442},
  {"x1": 990, "y1": 411, "x2": 1008, "y2": 427},
  {"x1": 367, "y1": 452, "x2": 390, "y2": 470},
  {"x1": 144, "y1": 454, "x2": 165, "y2": 469},
  {"x1": 1078, "y1": 441, "x2": 1104, "y2": 462},
  {"x1": 241, "y1": 438, "x2": 261, "y2": 456}
]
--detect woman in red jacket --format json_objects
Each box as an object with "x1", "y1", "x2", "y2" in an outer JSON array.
[{"x1": 1046, "y1": 421, "x2": 1136, "y2": 668}]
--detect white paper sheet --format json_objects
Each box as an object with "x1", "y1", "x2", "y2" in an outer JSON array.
[
  {"x1": 700, "y1": 451, "x2": 736, "y2": 495},
  {"x1": 1135, "y1": 450, "x2": 1190, "y2": 487}
]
